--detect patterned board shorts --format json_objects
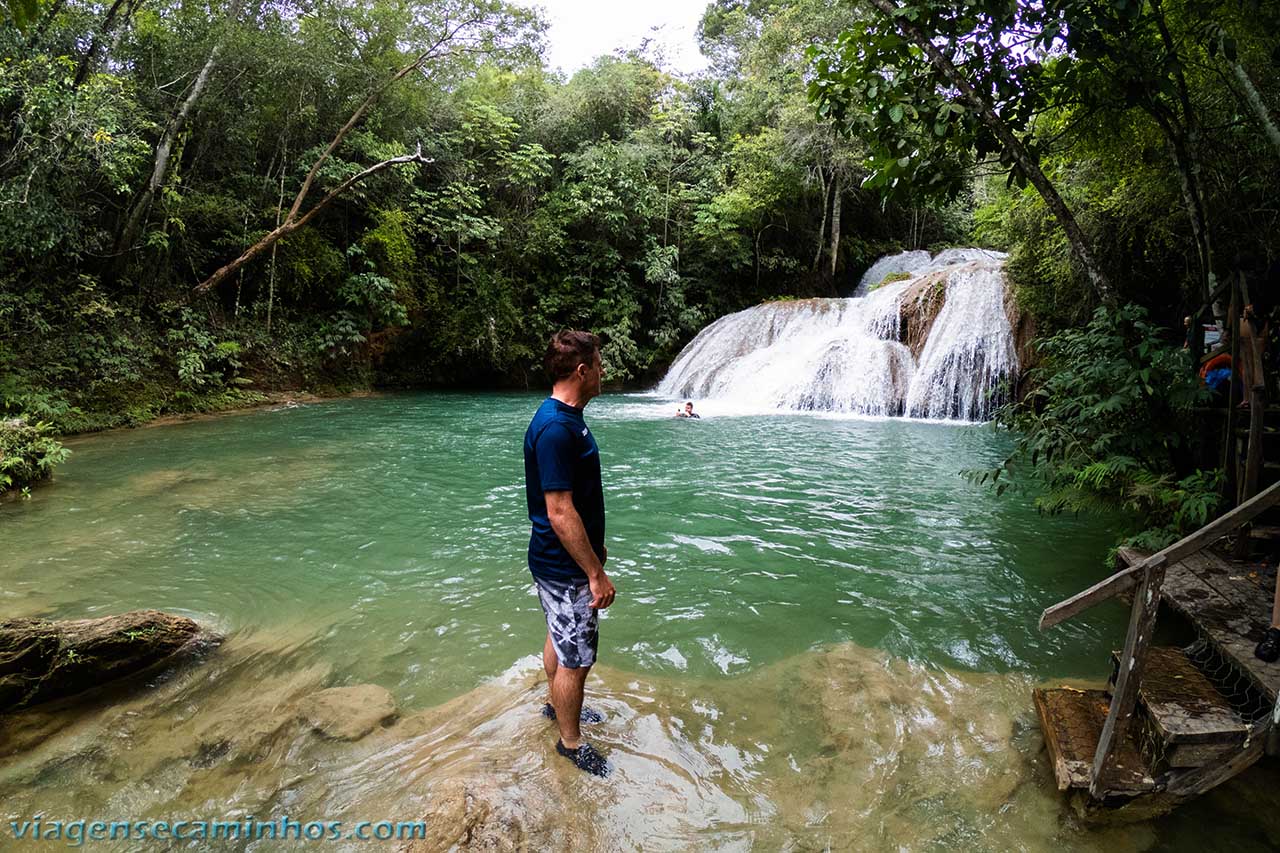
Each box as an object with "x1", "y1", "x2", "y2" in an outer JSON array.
[{"x1": 534, "y1": 575, "x2": 599, "y2": 669}]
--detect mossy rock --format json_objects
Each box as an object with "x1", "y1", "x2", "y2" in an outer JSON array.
[
  {"x1": 869, "y1": 271, "x2": 914, "y2": 291},
  {"x1": 0, "y1": 610, "x2": 217, "y2": 712}
]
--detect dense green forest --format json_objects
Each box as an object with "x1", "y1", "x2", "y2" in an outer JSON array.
[
  {"x1": 1, "y1": 0, "x2": 969, "y2": 438},
  {"x1": 2, "y1": 0, "x2": 1279, "y2": 532}
]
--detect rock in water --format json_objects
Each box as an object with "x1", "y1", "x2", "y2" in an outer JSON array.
[
  {"x1": 0, "y1": 610, "x2": 212, "y2": 712},
  {"x1": 297, "y1": 684, "x2": 399, "y2": 741}
]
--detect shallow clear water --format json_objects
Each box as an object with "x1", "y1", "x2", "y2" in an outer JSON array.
[{"x1": 2, "y1": 393, "x2": 1277, "y2": 851}]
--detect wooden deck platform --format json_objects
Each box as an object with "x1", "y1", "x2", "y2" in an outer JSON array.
[{"x1": 1150, "y1": 548, "x2": 1280, "y2": 704}]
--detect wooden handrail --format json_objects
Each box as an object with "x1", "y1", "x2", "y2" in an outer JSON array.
[{"x1": 1040, "y1": 478, "x2": 1280, "y2": 630}]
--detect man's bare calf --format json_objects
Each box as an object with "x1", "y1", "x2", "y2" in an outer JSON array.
[{"x1": 541, "y1": 631, "x2": 603, "y2": 727}]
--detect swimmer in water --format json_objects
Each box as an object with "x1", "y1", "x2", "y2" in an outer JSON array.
[{"x1": 675, "y1": 401, "x2": 700, "y2": 419}]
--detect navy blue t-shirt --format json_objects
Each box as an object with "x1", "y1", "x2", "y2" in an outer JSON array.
[{"x1": 524, "y1": 397, "x2": 605, "y2": 581}]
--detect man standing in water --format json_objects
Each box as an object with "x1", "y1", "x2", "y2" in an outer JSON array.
[{"x1": 524, "y1": 330, "x2": 616, "y2": 776}]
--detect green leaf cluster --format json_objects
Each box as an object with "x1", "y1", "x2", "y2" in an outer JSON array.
[
  {"x1": 975, "y1": 303, "x2": 1219, "y2": 548},
  {"x1": 0, "y1": 418, "x2": 70, "y2": 494}
]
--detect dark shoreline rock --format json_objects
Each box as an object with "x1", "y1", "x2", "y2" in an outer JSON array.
[{"x1": 0, "y1": 609, "x2": 218, "y2": 713}]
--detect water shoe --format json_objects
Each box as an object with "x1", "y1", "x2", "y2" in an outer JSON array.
[
  {"x1": 1256, "y1": 626, "x2": 1280, "y2": 662},
  {"x1": 555, "y1": 739, "x2": 610, "y2": 777}
]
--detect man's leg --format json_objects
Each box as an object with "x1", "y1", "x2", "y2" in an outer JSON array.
[
  {"x1": 1272, "y1": 568, "x2": 1280, "y2": 630},
  {"x1": 543, "y1": 630, "x2": 558, "y2": 704},
  {"x1": 551, "y1": 663, "x2": 591, "y2": 749},
  {"x1": 1256, "y1": 562, "x2": 1280, "y2": 661}
]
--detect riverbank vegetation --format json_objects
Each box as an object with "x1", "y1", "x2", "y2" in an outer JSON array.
[
  {"x1": 974, "y1": 305, "x2": 1222, "y2": 549},
  {"x1": 3, "y1": 0, "x2": 1278, "y2": 542}
]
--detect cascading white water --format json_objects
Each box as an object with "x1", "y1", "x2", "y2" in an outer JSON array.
[
  {"x1": 657, "y1": 250, "x2": 1018, "y2": 422},
  {"x1": 854, "y1": 249, "x2": 930, "y2": 296}
]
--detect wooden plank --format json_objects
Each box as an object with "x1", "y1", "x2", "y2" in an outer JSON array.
[
  {"x1": 1161, "y1": 561, "x2": 1280, "y2": 703},
  {"x1": 1115, "y1": 547, "x2": 1148, "y2": 606},
  {"x1": 1138, "y1": 647, "x2": 1246, "y2": 747},
  {"x1": 1109, "y1": 646, "x2": 1246, "y2": 743},
  {"x1": 1181, "y1": 551, "x2": 1273, "y2": 625},
  {"x1": 1091, "y1": 557, "x2": 1166, "y2": 796},
  {"x1": 1040, "y1": 479, "x2": 1280, "y2": 630},
  {"x1": 1039, "y1": 571, "x2": 1138, "y2": 631},
  {"x1": 1108, "y1": 645, "x2": 1248, "y2": 767},
  {"x1": 1034, "y1": 687, "x2": 1155, "y2": 794},
  {"x1": 1115, "y1": 547, "x2": 1148, "y2": 568},
  {"x1": 1163, "y1": 735, "x2": 1266, "y2": 797},
  {"x1": 1034, "y1": 687, "x2": 1085, "y2": 791}
]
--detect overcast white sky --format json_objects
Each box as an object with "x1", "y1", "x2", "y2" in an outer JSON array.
[{"x1": 516, "y1": 0, "x2": 711, "y2": 76}]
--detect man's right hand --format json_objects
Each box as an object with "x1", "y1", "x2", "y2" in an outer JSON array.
[{"x1": 589, "y1": 572, "x2": 616, "y2": 610}]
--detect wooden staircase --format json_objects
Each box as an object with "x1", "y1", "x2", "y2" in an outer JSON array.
[
  {"x1": 1033, "y1": 481, "x2": 1280, "y2": 819},
  {"x1": 1033, "y1": 275, "x2": 1280, "y2": 818},
  {"x1": 1035, "y1": 645, "x2": 1253, "y2": 794}
]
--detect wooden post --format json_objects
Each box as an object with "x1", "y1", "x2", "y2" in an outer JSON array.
[
  {"x1": 1237, "y1": 382, "x2": 1266, "y2": 557},
  {"x1": 1236, "y1": 273, "x2": 1267, "y2": 555},
  {"x1": 1222, "y1": 279, "x2": 1240, "y2": 496},
  {"x1": 1090, "y1": 555, "x2": 1167, "y2": 798}
]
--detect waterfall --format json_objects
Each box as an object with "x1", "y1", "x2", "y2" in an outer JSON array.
[
  {"x1": 854, "y1": 249, "x2": 931, "y2": 296},
  {"x1": 656, "y1": 249, "x2": 1018, "y2": 422}
]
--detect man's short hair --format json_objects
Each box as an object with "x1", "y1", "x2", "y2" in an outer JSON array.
[{"x1": 544, "y1": 330, "x2": 601, "y2": 382}]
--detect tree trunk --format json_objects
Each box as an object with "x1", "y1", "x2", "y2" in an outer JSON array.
[
  {"x1": 72, "y1": 0, "x2": 132, "y2": 87},
  {"x1": 281, "y1": 28, "x2": 461, "y2": 227},
  {"x1": 755, "y1": 229, "x2": 762, "y2": 289},
  {"x1": 1231, "y1": 61, "x2": 1280, "y2": 159},
  {"x1": 1165, "y1": 131, "x2": 1215, "y2": 305},
  {"x1": 113, "y1": 43, "x2": 221, "y2": 258},
  {"x1": 191, "y1": 22, "x2": 469, "y2": 296},
  {"x1": 1148, "y1": 0, "x2": 1216, "y2": 308},
  {"x1": 828, "y1": 171, "x2": 842, "y2": 279},
  {"x1": 266, "y1": 146, "x2": 286, "y2": 334},
  {"x1": 193, "y1": 149, "x2": 430, "y2": 295},
  {"x1": 27, "y1": 0, "x2": 68, "y2": 45},
  {"x1": 865, "y1": 0, "x2": 1114, "y2": 305},
  {"x1": 812, "y1": 168, "x2": 830, "y2": 272},
  {"x1": 662, "y1": 150, "x2": 673, "y2": 247}
]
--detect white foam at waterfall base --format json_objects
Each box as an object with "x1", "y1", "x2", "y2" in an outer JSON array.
[{"x1": 656, "y1": 249, "x2": 1016, "y2": 423}]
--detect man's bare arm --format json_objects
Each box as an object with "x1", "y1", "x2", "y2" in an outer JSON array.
[{"x1": 545, "y1": 490, "x2": 615, "y2": 609}]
